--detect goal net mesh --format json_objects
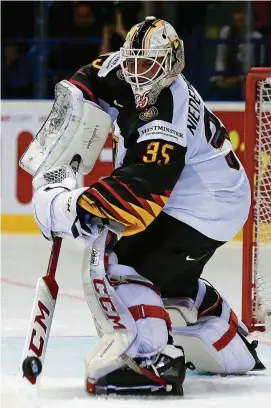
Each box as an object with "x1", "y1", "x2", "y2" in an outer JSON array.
[{"x1": 253, "y1": 77, "x2": 271, "y2": 324}]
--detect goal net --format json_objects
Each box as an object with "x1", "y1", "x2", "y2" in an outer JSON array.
[{"x1": 242, "y1": 68, "x2": 271, "y2": 332}]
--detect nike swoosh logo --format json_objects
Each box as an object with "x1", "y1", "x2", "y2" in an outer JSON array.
[
  {"x1": 186, "y1": 255, "x2": 195, "y2": 261},
  {"x1": 113, "y1": 100, "x2": 123, "y2": 108}
]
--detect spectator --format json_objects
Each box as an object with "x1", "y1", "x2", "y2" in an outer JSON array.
[
  {"x1": 99, "y1": 1, "x2": 143, "y2": 54},
  {"x1": 48, "y1": 1, "x2": 102, "y2": 83},
  {"x1": 1, "y1": 44, "x2": 35, "y2": 98},
  {"x1": 1, "y1": 1, "x2": 35, "y2": 97},
  {"x1": 64, "y1": 1, "x2": 102, "y2": 72},
  {"x1": 210, "y1": 2, "x2": 262, "y2": 100}
]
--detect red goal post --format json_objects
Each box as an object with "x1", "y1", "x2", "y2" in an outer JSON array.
[{"x1": 242, "y1": 67, "x2": 271, "y2": 332}]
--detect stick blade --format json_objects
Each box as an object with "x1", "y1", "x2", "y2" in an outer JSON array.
[{"x1": 20, "y1": 275, "x2": 59, "y2": 385}]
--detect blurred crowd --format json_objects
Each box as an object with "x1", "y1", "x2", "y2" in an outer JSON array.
[{"x1": 2, "y1": 1, "x2": 271, "y2": 100}]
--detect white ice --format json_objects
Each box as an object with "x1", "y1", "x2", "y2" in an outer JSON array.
[{"x1": 1, "y1": 235, "x2": 271, "y2": 407}]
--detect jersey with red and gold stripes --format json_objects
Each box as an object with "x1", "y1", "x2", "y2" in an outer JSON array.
[
  {"x1": 70, "y1": 52, "x2": 250, "y2": 241},
  {"x1": 70, "y1": 52, "x2": 187, "y2": 236}
]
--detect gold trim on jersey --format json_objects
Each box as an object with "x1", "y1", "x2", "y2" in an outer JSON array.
[
  {"x1": 78, "y1": 195, "x2": 107, "y2": 219},
  {"x1": 146, "y1": 200, "x2": 163, "y2": 217},
  {"x1": 112, "y1": 132, "x2": 119, "y2": 170}
]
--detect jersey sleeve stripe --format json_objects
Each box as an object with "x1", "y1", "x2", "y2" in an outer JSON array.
[
  {"x1": 89, "y1": 188, "x2": 132, "y2": 226},
  {"x1": 78, "y1": 185, "x2": 159, "y2": 235},
  {"x1": 89, "y1": 188, "x2": 151, "y2": 235},
  {"x1": 111, "y1": 176, "x2": 157, "y2": 218},
  {"x1": 146, "y1": 200, "x2": 162, "y2": 217},
  {"x1": 69, "y1": 79, "x2": 97, "y2": 103},
  {"x1": 77, "y1": 195, "x2": 108, "y2": 219},
  {"x1": 151, "y1": 193, "x2": 169, "y2": 208},
  {"x1": 98, "y1": 179, "x2": 147, "y2": 227}
]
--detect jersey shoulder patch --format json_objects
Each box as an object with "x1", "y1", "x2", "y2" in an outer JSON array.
[
  {"x1": 98, "y1": 52, "x2": 121, "y2": 78},
  {"x1": 137, "y1": 119, "x2": 187, "y2": 147}
]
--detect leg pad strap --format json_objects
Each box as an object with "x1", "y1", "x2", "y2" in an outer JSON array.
[{"x1": 129, "y1": 305, "x2": 172, "y2": 331}]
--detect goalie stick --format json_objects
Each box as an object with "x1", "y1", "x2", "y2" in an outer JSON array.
[
  {"x1": 18, "y1": 87, "x2": 111, "y2": 389},
  {"x1": 20, "y1": 236, "x2": 62, "y2": 385},
  {"x1": 20, "y1": 156, "x2": 81, "y2": 386}
]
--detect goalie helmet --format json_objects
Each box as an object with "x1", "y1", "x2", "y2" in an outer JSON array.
[{"x1": 120, "y1": 16, "x2": 185, "y2": 109}]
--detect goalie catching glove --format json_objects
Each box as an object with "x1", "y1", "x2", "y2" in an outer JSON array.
[{"x1": 32, "y1": 165, "x2": 124, "y2": 241}]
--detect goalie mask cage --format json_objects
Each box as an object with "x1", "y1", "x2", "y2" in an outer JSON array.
[{"x1": 242, "y1": 67, "x2": 271, "y2": 332}]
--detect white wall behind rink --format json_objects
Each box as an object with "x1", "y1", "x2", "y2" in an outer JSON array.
[{"x1": 1, "y1": 100, "x2": 245, "y2": 217}]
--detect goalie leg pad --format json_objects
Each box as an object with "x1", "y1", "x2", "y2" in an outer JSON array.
[
  {"x1": 107, "y1": 263, "x2": 169, "y2": 358},
  {"x1": 171, "y1": 315, "x2": 255, "y2": 374},
  {"x1": 82, "y1": 237, "x2": 137, "y2": 381},
  {"x1": 82, "y1": 233, "x2": 170, "y2": 385},
  {"x1": 164, "y1": 280, "x2": 257, "y2": 374}
]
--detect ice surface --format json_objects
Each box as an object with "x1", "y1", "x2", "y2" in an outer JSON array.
[{"x1": 1, "y1": 235, "x2": 271, "y2": 407}]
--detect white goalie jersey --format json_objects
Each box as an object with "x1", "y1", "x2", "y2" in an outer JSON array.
[
  {"x1": 42, "y1": 51, "x2": 251, "y2": 242},
  {"x1": 111, "y1": 72, "x2": 251, "y2": 242},
  {"x1": 161, "y1": 75, "x2": 251, "y2": 242}
]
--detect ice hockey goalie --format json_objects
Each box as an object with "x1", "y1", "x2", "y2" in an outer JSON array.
[{"x1": 28, "y1": 16, "x2": 265, "y2": 396}]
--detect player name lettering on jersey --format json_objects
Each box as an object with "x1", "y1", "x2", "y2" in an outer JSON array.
[
  {"x1": 185, "y1": 80, "x2": 201, "y2": 136},
  {"x1": 138, "y1": 120, "x2": 186, "y2": 147}
]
